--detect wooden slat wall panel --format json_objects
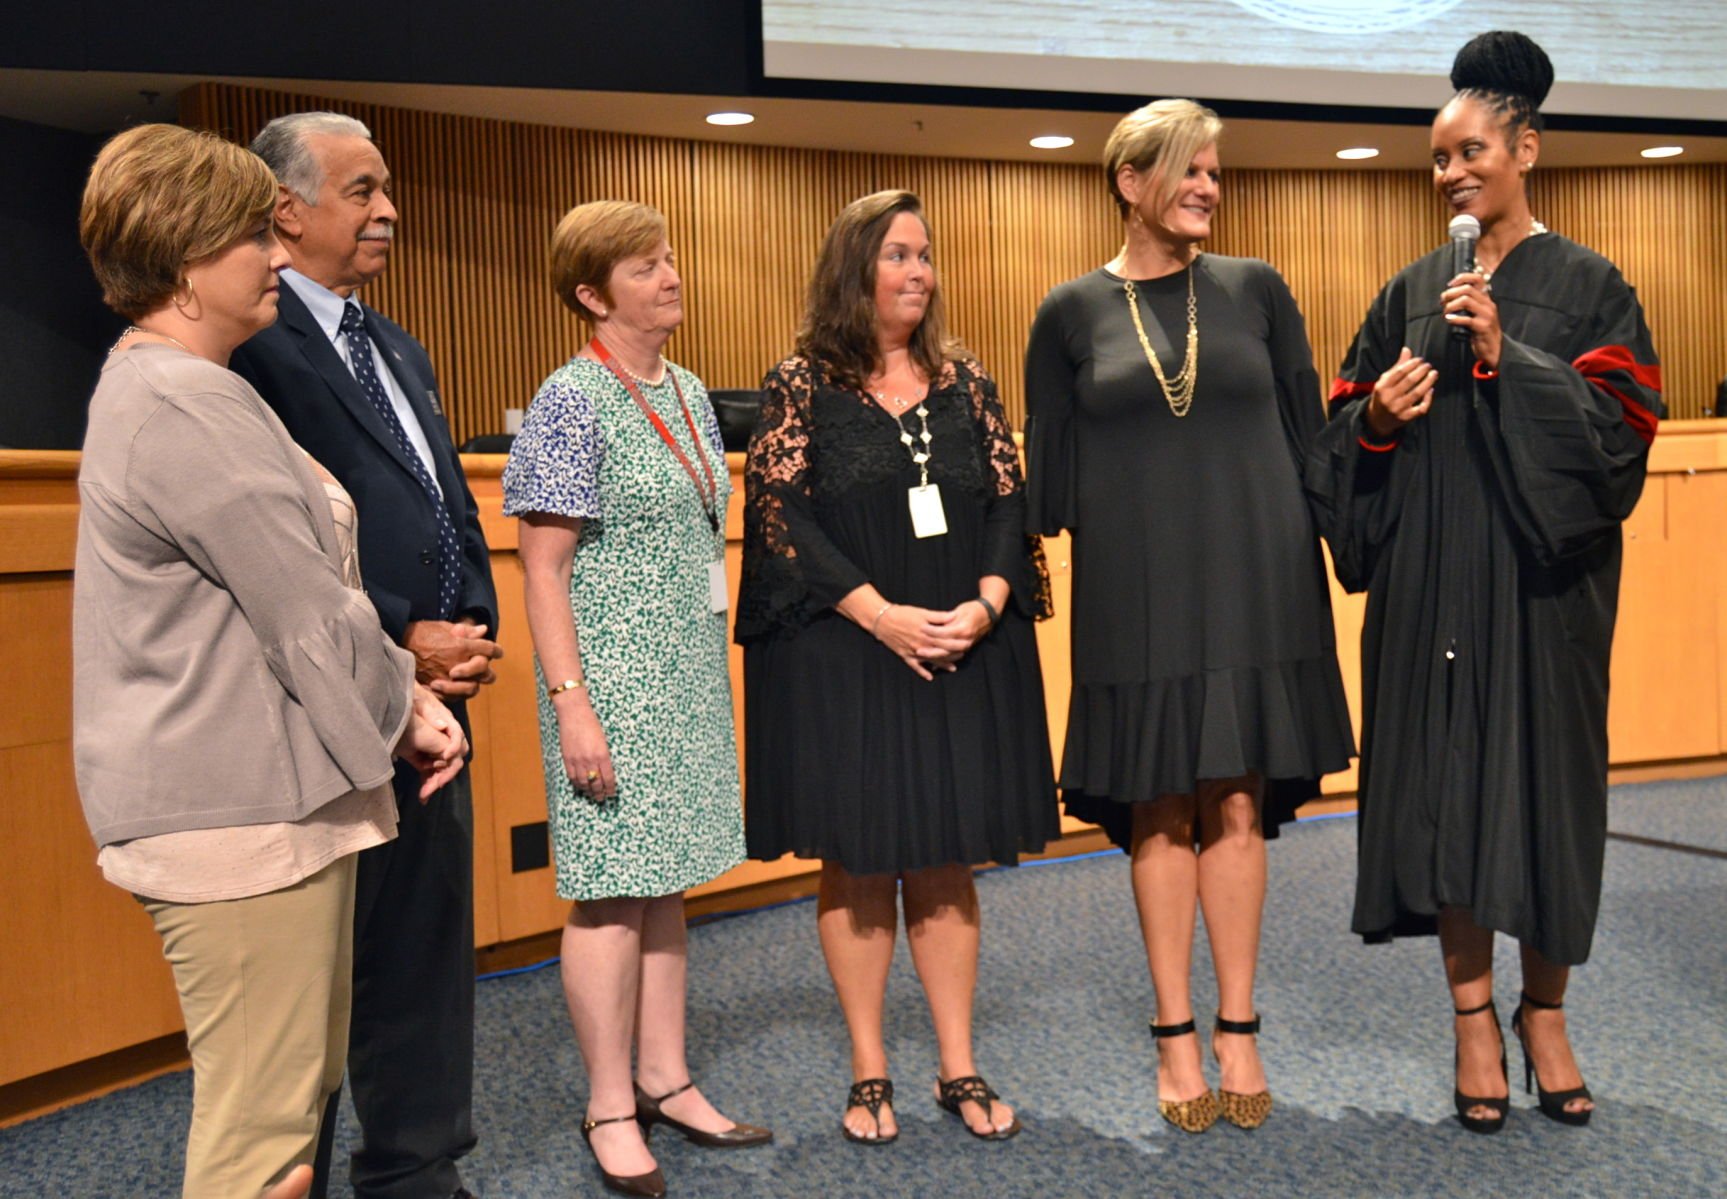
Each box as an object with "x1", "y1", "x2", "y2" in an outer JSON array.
[
  {"x1": 181, "y1": 83, "x2": 1724, "y2": 439},
  {"x1": 1531, "y1": 164, "x2": 1727, "y2": 415}
]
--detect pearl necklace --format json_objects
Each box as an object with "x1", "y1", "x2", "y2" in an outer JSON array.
[
  {"x1": 1479, "y1": 219, "x2": 1548, "y2": 283},
  {"x1": 619, "y1": 356, "x2": 668, "y2": 387}
]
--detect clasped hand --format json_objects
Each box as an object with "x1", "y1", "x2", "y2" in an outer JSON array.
[
  {"x1": 396, "y1": 683, "x2": 469, "y2": 802},
  {"x1": 405, "y1": 618, "x2": 504, "y2": 698},
  {"x1": 875, "y1": 601, "x2": 992, "y2": 681}
]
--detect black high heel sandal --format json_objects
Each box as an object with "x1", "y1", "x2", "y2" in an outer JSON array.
[
  {"x1": 580, "y1": 1112, "x2": 666, "y2": 1197},
  {"x1": 1453, "y1": 999, "x2": 1510, "y2": 1135},
  {"x1": 1512, "y1": 992, "x2": 1594, "y2": 1126},
  {"x1": 1150, "y1": 1020, "x2": 1219, "y2": 1133}
]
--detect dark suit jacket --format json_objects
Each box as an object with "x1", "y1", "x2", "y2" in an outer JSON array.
[{"x1": 231, "y1": 284, "x2": 498, "y2": 722}]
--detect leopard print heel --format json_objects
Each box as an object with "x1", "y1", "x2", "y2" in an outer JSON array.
[
  {"x1": 1150, "y1": 1019, "x2": 1219, "y2": 1133},
  {"x1": 1213, "y1": 1014, "x2": 1273, "y2": 1130}
]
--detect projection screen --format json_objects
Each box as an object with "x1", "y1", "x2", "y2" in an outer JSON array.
[{"x1": 762, "y1": 1, "x2": 1727, "y2": 122}]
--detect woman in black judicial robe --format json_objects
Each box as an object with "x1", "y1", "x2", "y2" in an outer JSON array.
[{"x1": 1308, "y1": 32, "x2": 1663, "y2": 1132}]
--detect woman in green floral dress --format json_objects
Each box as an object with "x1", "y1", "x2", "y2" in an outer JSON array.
[{"x1": 504, "y1": 200, "x2": 769, "y2": 1198}]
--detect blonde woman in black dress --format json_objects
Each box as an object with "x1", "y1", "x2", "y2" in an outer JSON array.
[{"x1": 1025, "y1": 101, "x2": 1353, "y2": 1133}]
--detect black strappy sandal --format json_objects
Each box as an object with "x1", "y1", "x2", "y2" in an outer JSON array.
[
  {"x1": 842, "y1": 1077, "x2": 898, "y2": 1145},
  {"x1": 1512, "y1": 992, "x2": 1594, "y2": 1126},
  {"x1": 935, "y1": 1074, "x2": 1022, "y2": 1140},
  {"x1": 1453, "y1": 999, "x2": 1510, "y2": 1135}
]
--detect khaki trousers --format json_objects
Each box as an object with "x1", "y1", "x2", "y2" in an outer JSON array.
[{"x1": 145, "y1": 855, "x2": 356, "y2": 1199}]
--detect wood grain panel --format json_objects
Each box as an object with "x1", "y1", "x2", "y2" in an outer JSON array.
[
  {"x1": 0, "y1": 576, "x2": 72, "y2": 751},
  {"x1": 1608, "y1": 476, "x2": 1718, "y2": 761},
  {"x1": 181, "y1": 82, "x2": 1725, "y2": 440},
  {"x1": 0, "y1": 741, "x2": 183, "y2": 1086},
  {"x1": 0, "y1": 505, "x2": 77, "y2": 575}
]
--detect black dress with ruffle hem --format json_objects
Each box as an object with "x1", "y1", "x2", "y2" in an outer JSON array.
[{"x1": 1024, "y1": 256, "x2": 1355, "y2": 847}]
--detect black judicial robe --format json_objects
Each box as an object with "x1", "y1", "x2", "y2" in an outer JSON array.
[{"x1": 1306, "y1": 232, "x2": 1663, "y2": 966}]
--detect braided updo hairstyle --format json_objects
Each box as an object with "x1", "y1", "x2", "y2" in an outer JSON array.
[{"x1": 1450, "y1": 30, "x2": 1554, "y2": 137}]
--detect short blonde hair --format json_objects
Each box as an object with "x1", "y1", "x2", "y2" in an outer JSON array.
[
  {"x1": 79, "y1": 124, "x2": 278, "y2": 321},
  {"x1": 549, "y1": 200, "x2": 668, "y2": 321},
  {"x1": 1102, "y1": 99, "x2": 1223, "y2": 221}
]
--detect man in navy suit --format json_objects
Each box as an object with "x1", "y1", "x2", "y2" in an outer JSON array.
[{"x1": 231, "y1": 112, "x2": 499, "y2": 1199}]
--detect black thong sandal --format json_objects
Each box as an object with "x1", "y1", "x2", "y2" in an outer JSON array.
[
  {"x1": 842, "y1": 1077, "x2": 897, "y2": 1145},
  {"x1": 935, "y1": 1074, "x2": 1022, "y2": 1141}
]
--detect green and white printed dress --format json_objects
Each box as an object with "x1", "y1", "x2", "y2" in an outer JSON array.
[{"x1": 503, "y1": 355, "x2": 744, "y2": 900}]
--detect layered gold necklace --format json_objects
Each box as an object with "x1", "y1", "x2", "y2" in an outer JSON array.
[{"x1": 1124, "y1": 260, "x2": 1199, "y2": 418}]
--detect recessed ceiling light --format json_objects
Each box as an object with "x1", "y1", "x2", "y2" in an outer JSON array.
[
  {"x1": 1640, "y1": 145, "x2": 1684, "y2": 159},
  {"x1": 705, "y1": 111, "x2": 755, "y2": 127},
  {"x1": 1335, "y1": 147, "x2": 1380, "y2": 161},
  {"x1": 1029, "y1": 135, "x2": 1075, "y2": 150}
]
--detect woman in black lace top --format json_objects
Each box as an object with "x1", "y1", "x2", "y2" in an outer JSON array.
[{"x1": 737, "y1": 191, "x2": 1058, "y2": 1145}]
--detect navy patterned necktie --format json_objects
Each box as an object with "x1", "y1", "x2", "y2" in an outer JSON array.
[{"x1": 339, "y1": 303, "x2": 460, "y2": 620}]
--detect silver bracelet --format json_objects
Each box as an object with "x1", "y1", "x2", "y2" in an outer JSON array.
[{"x1": 870, "y1": 601, "x2": 895, "y2": 638}]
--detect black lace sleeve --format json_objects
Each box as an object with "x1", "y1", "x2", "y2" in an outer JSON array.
[
  {"x1": 961, "y1": 360, "x2": 1053, "y2": 620},
  {"x1": 734, "y1": 357, "x2": 871, "y2": 643}
]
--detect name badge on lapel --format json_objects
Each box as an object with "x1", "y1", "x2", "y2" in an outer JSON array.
[{"x1": 425, "y1": 389, "x2": 444, "y2": 416}]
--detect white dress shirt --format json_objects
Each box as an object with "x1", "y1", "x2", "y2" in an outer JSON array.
[{"x1": 281, "y1": 268, "x2": 443, "y2": 497}]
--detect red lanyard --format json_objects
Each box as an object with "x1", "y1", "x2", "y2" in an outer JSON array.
[{"x1": 590, "y1": 338, "x2": 719, "y2": 532}]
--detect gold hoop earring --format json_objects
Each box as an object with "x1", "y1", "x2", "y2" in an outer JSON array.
[{"x1": 174, "y1": 279, "x2": 196, "y2": 309}]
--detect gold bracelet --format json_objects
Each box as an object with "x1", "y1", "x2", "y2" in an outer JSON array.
[
  {"x1": 870, "y1": 601, "x2": 895, "y2": 638},
  {"x1": 546, "y1": 677, "x2": 587, "y2": 697}
]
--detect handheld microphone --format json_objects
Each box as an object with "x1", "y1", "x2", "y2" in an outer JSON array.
[{"x1": 1448, "y1": 214, "x2": 1480, "y2": 341}]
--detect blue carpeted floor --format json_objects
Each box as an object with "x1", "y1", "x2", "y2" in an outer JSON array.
[{"x1": 6, "y1": 777, "x2": 1725, "y2": 1197}]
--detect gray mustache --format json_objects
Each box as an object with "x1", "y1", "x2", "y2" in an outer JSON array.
[{"x1": 359, "y1": 227, "x2": 394, "y2": 242}]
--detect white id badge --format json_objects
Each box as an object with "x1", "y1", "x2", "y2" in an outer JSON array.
[
  {"x1": 908, "y1": 484, "x2": 948, "y2": 538},
  {"x1": 707, "y1": 559, "x2": 729, "y2": 613}
]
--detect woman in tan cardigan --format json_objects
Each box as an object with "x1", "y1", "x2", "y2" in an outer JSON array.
[{"x1": 73, "y1": 124, "x2": 467, "y2": 1199}]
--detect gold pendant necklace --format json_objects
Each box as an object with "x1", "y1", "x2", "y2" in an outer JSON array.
[{"x1": 1124, "y1": 262, "x2": 1199, "y2": 418}]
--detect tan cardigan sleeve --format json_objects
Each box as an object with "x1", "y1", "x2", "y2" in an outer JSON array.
[{"x1": 124, "y1": 384, "x2": 414, "y2": 790}]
